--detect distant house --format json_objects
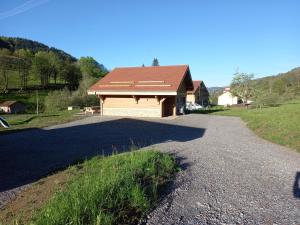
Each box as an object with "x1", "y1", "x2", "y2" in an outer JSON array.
[
  {"x1": 186, "y1": 80, "x2": 209, "y2": 106},
  {"x1": 218, "y1": 88, "x2": 239, "y2": 106},
  {"x1": 0, "y1": 101, "x2": 26, "y2": 114},
  {"x1": 88, "y1": 65, "x2": 194, "y2": 117}
]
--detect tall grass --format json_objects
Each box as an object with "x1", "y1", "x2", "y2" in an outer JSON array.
[{"x1": 31, "y1": 150, "x2": 176, "y2": 225}]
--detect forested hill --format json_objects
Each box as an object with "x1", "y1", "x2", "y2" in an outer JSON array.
[
  {"x1": 252, "y1": 67, "x2": 300, "y2": 98},
  {"x1": 0, "y1": 36, "x2": 76, "y2": 62},
  {"x1": 208, "y1": 68, "x2": 300, "y2": 104},
  {"x1": 0, "y1": 36, "x2": 107, "y2": 92}
]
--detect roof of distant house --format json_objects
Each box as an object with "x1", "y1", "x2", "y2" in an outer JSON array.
[
  {"x1": 0, "y1": 101, "x2": 19, "y2": 107},
  {"x1": 187, "y1": 80, "x2": 203, "y2": 94},
  {"x1": 88, "y1": 65, "x2": 194, "y2": 93}
]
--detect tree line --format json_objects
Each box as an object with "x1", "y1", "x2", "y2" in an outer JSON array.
[
  {"x1": 230, "y1": 67, "x2": 300, "y2": 107},
  {"x1": 0, "y1": 37, "x2": 107, "y2": 92},
  {"x1": 0, "y1": 48, "x2": 107, "y2": 92}
]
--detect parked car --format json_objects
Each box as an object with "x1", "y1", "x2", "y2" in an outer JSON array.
[{"x1": 186, "y1": 102, "x2": 203, "y2": 111}]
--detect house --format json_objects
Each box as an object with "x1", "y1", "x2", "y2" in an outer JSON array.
[
  {"x1": 0, "y1": 101, "x2": 26, "y2": 114},
  {"x1": 217, "y1": 88, "x2": 239, "y2": 106},
  {"x1": 186, "y1": 80, "x2": 209, "y2": 106},
  {"x1": 88, "y1": 65, "x2": 194, "y2": 117}
]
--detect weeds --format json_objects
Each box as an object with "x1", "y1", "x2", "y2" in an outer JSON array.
[{"x1": 30, "y1": 150, "x2": 176, "y2": 225}]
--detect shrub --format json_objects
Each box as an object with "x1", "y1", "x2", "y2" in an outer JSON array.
[
  {"x1": 254, "y1": 93, "x2": 279, "y2": 108},
  {"x1": 44, "y1": 87, "x2": 71, "y2": 112}
]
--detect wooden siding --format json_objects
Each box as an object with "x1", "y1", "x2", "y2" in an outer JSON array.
[{"x1": 102, "y1": 96, "x2": 162, "y2": 117}]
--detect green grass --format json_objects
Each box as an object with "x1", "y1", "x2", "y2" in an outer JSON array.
[
  {"x1": 0, "y1": 70, "x2": 66, "y2": 90},
  {"x1": 0, "y1": 110, "x2": 82, "y2": 134},
  {"x1": 211, "y1": 102, "x2": 300, "y2": 152},
  {"x1": 30, "y1": 150, "x2": 176, "y2": 225}
]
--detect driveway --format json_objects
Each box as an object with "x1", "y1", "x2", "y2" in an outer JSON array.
[{"x1": 0, "y1": 114, "x2": 299, "y2": 224}]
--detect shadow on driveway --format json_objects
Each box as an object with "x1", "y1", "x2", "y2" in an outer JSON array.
[
  {"x1": 0, "y1": 118, "x2": 205, "y2": 192},
  {"x1": 293, "y1": 172, "x2": 300, "y2": 198}
]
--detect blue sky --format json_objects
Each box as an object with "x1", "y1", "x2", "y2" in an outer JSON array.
[{"x1": 1, "y1": 0, "x2": 299, "y2": 87}]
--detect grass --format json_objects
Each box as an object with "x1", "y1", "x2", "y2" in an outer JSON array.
[
  {"x1": 0, "y1": 110, "x2": 83, "y2": 134},
  {"x1": 210, "y1": 101, "x2": 300, "y2": 152},
  {"x1": 1, "y1": 150, "x2": 177, "y2": 225}
]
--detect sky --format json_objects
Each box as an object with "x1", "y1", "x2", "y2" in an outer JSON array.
[{"x1": 1, "y1": 0, "x2": 299, "y2": 87}]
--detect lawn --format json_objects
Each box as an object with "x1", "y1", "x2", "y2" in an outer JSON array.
[
  {"x1": 0, "y1": 110, "x2": 83, "y2": 134},
  {"x1": 0, "y1": 150, "x2": 177, "y2": 225},
  {"x1": 210, "y1": 102, "x2": 300, "y2": 152}
]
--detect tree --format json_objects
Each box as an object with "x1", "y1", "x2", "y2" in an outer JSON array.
[
  {"x1": 0, "y1": 49, "x2": 12, "y2": 91},
  {"x1": 14, "y1": 49, "x2": 32, "y2": 89},
  {"x1": 60, "y1": 63, "x2": 82, "y2": 90},
  {"x1": 48, "y1": 51, "x2": 62, "y2": 84},
  {"x1": 152, "y1": 58, "x2": 159, "y2": 66},
  {"x1": 77, "y1": 57, "x2": 107, "y2": 78},
  {"x1": 142, "y1": 64, "x2": 145, "y2": 67},
  {"x1": 230, "y1": 72, "x2": 254, "y2": 106},
  {"x1": 31, "y1": 51, "x2": 52, "y2": 87}
]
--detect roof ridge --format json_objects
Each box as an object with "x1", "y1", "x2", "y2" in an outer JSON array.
[{"x1": 114, "y1": 64, "x2": 189, "y2": 69}]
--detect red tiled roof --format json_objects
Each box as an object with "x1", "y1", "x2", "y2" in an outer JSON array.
[
  {"x1": 187, "y1": 80, "x2": 202, "y2": 93},
  {"x1": 0, "y1": 101, "x2": 17, "y2": 107},
  {"x1": 88, "y1": 65, "x2": 193, "y2": 93}
]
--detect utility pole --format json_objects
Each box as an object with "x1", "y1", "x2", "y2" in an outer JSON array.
[{"x1": 36, "y1": 90, "x2": 39, "y2": 115}]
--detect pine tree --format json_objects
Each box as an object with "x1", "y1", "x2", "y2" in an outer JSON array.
[{"x1": 152, "y1": 58, "x2": 159, "y2": 66}]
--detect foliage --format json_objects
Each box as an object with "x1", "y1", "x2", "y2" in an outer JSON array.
[
  {"x1": 60, "y1": 63, "x2": 82, "y2": 90},
  {"x1": 31, "y1": 150, "x2": 177, "y2": 225},
  {"x1": 253, "y1": 92, "x2": 279, "y2": 108},
  {"x1": 44, "y1": 88, "x2": 72, "y2": 112},
  {"x1": 152, "y1": 58, "x2": 159, "y2": 66},
  {"x1": 0, "y1": 36, "x2": 76, "y2": 62},
  {"x1": 230, "y1": 72, "x2": 254, "y2": 104},
  {"x1": 251, "y1": 67, "x2": 300, "y2": 101},
  {"x1": 70, "y1": 72, "x2": 98, "y2": 107},
  {"x1": 208, "y1": 87, "x2": 223, "y2": 105},
  {"x1": 0, "y1": 36, "x2": 106, "y2": 91},
  {"x1": 211, "y1": 101, "x2": 300, "y2": 152},
  {"x1": 77, "y1": 56, "x2": 107, "y2": 78}
]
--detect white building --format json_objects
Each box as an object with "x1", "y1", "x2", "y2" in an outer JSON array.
[{"x1": 218, "y1": 88, "x2": 239, "y2": 106}]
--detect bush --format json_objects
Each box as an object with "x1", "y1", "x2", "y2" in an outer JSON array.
[
  {"x1": 44, "y1": 87, "x2": 71, "y2": 112},
  {"x1": 254, "y1": 93, "x2": 279, "y2": 108},
  {"x1": 71, "y1": 94, "x2": 99, "y2": 108}
]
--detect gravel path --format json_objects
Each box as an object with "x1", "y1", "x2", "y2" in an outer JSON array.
[
  {"x1": 0, "y1": 114, "x2": 299, "y2": 224},
  {"x1": 146, "y1": 114, "x2": 300, "y2": 225}
]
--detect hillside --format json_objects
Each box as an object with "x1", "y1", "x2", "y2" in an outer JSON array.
[
  {"x1": 0, "y1": 37, "x2": 76, "y2": 62},
  {"x1": 0, "y1": 36, "x2": 106, "y2": 92},
  {"x1": 252, "y1": 67, "x2": 300, "y2": 98},
  {"x1": 209, "y1": 68, "x2": 300, "y2": 105}
]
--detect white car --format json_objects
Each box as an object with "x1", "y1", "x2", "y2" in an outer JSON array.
[{"x1": 186, "y1": 103, "x2": 203, "y2": 111}]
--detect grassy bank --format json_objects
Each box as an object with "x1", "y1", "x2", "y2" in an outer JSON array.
[
  {"x1": 0, "y1": 110, "x2": 83, "y2": 134},
  {"x1": 211, "y1": 102, "x2": 300, "y2": 152},
  {"x1": 0, "y1": 150, "x2": 177, "y2": 225}
]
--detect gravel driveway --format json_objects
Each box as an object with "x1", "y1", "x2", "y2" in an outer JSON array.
[
  {"x1": 146, "y1": 114, "x2": 300, "y2": 225},
  {"x1": 1, "y1": 114, "x2": 299, "y2": 224}
]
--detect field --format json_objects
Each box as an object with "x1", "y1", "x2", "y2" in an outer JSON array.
[
  {"x1": 210, "y1": 101, "x2": 300, "y2": 152},
  {"x1": 0, "y1": 150, "x2": 177, "y2": 225}
]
